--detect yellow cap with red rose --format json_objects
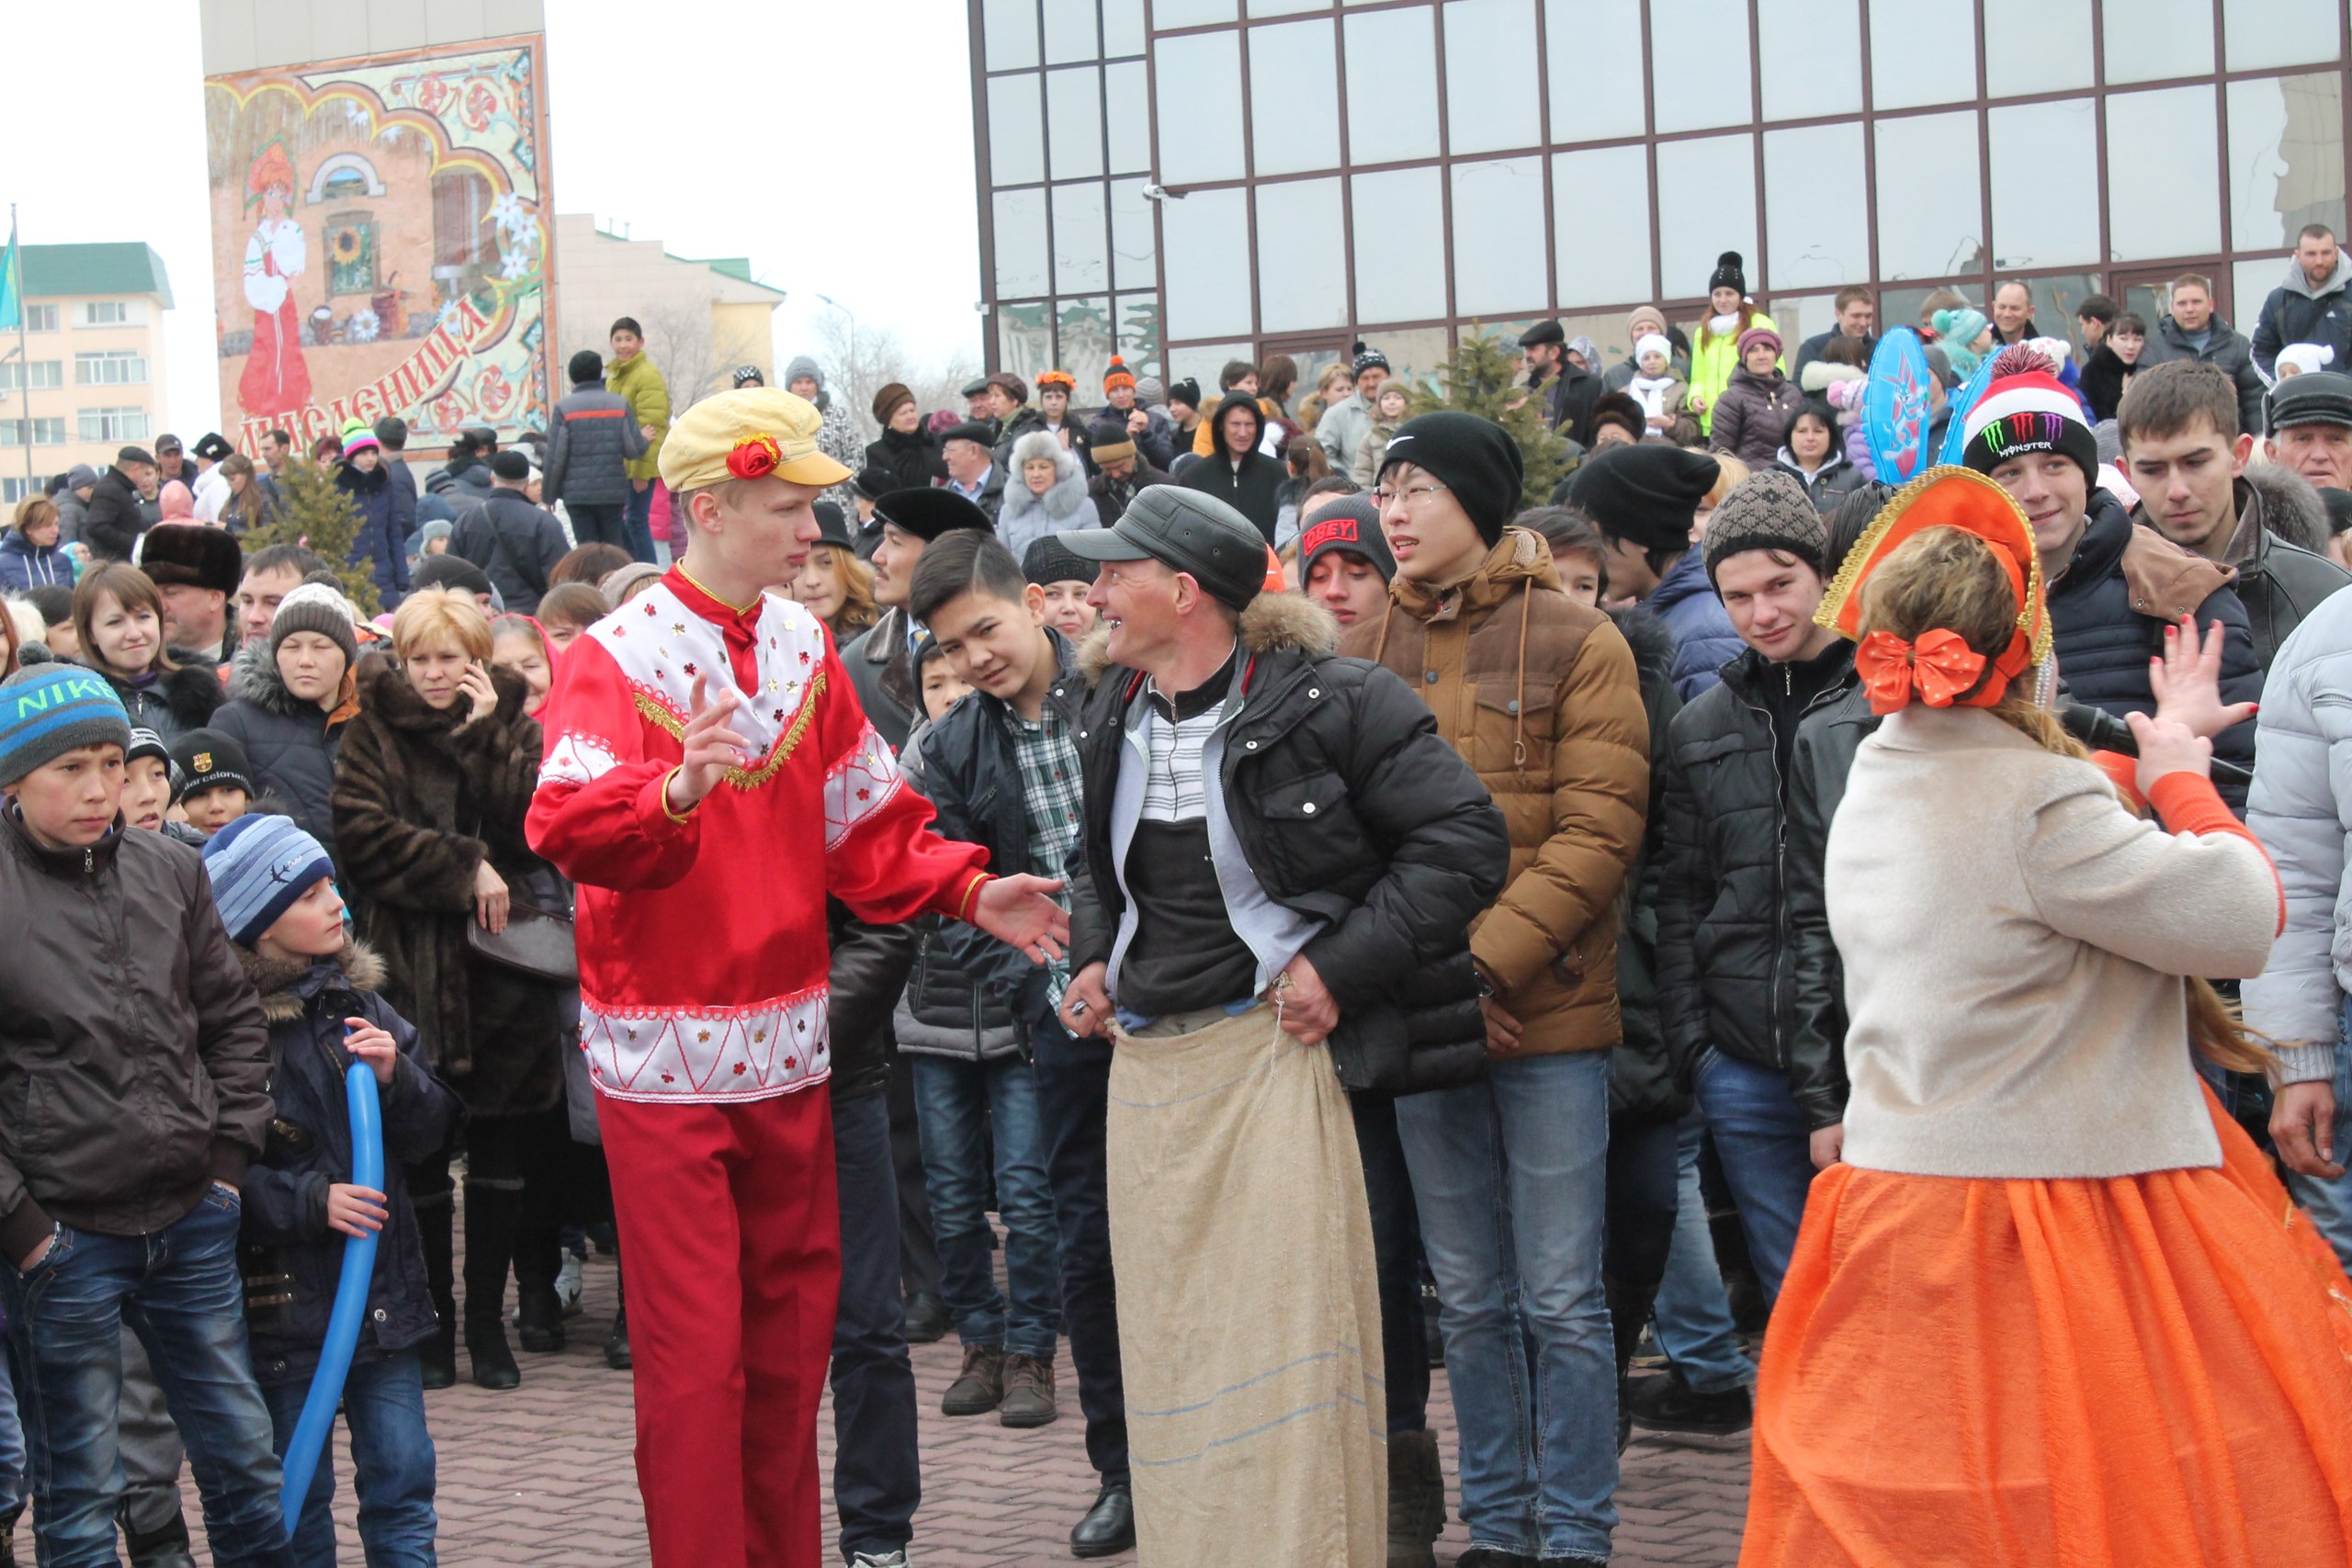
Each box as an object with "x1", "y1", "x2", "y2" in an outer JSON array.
[{"x1": 657, "y1": 388, "x2": 852, "y2": 494}]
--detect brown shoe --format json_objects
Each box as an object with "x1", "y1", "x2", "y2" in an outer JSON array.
[
  {"x1": 941, "y1": 1343, "x2": 1005, "y2": 1416},
  {"x1": 998, "y1": 1352, "x2": 1059, "y2": 1428}
]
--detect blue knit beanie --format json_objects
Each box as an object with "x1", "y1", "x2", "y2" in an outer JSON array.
[
  {"x1": 0, "y1": 665, "x2": 131, "y2": 785},
  {"x1": 203, "y1": 813, "x2": 335, "y2": 948}
]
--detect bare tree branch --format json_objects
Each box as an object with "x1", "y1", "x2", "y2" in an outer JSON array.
[{"x1": 796, "y1": 316, "x2": 982, "y2": 442}]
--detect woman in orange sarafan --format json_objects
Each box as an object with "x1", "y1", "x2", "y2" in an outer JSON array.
[
  {"x1": 238, "y1": 139, "x2": 312, "y2": 419},
  {"x1": 1740, "y1": 467, "x2": 2352, "y2": 1568}
]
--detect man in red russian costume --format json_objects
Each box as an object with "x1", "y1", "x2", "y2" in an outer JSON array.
[
  {"x1": 237, "y1": 141, "x2": 311, "y2": 421},
  {"x1": 526, "y1": 388, "x2": 1069, "y2": 1568}
]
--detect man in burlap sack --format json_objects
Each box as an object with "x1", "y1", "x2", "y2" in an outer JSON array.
[{"x1": 1055, "y1": 487, "x2": 1510, "y2": 1566}]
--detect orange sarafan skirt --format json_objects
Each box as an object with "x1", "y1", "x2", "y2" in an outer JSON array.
[{"x1": 1741, "y1": 1090, "x2": 2352, "y2": 1568}]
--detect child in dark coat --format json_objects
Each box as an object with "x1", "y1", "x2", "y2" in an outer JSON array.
[{"x1": 202, "y1": 811, "x2": 459, "y2": 1568}]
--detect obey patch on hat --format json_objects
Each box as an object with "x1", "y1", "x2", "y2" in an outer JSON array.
[{"x1": 1298, "y1": 515, "x2": 1363, "y2": 556}]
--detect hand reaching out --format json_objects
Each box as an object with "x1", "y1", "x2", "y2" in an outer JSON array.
[
  {"x1": 2149, "y1": 615, "x2": 2256, "y2": 739},
  {"x1": 968, "y1": 874, "x2": 1070, "y2": 962}
]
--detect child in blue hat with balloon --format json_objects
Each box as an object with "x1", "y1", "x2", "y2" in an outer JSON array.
[{"x1": 203, "y1": 812, "x2": 458, "y2": 1568}]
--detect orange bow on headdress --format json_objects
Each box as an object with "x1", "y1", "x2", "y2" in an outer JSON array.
[
  {"x1": 1815, "y1": 466, "x2": 2053, "y2": 713},
  {"x1": 1855, "y1": 627, "x2": 1988, "y2": 714}
]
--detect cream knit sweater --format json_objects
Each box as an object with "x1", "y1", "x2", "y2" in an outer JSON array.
[{"x1": 1827, "y1": 706, "x2": 2278, "y2": 1179}]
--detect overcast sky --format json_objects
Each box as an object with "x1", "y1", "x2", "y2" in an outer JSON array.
[{"x1": 10, "y1": 0, "x2": 983, "y2": 437}]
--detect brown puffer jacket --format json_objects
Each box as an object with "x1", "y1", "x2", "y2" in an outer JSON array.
[
  {"x1": 1342, "y1": 527, "x2": 1649, "y2": 1054},
  {"x1": 331, "y1": 655, "x2": 567, "y2": 1119}
]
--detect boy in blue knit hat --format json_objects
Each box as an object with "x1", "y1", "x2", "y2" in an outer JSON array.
[
  {"x1": 203, "y1": 812, "x2": 458, "y2": 1568},
  {"x1": 0, "y1": 665, "x2": 292, "y2": 1567}
]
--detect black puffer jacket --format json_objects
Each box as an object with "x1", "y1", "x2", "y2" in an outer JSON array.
[
  {"x1": 211, "y1": 643, "x2": 355, "y2": 867},
  {"x1": 865, "y1": 426, "x2": 947, "y2": 492},
  {"x1": 0, "y1": 807, "x2": 271, "y2": 1262},
  {"x1": 2132, "y1": 468, "x2": 2350, "y2": 671},
  {"x1": 543, "y1": 380, "x2": 649, "y2": 508},
  {"x1": 894, "y1": 716, "x2": 1027, "y2": 1061},
  {"x1": 2050, "y1": 488, "x2": 2260, "y2": 805},
  {"x1": 1782, "y1": 680, "x2": 1877, "y2": 1130},
  {"x1": 1068, "y1": 592, "x2": 1510, "y2": 1095},
  {"x1": 1609, "y1": 608, "x2": 1689, "y2": 1124},
  {"x1": 1177, "y1": 395, "x2": 1288, "y2": 542},
  {"x1": 81, "y1": 466, "x2": 150, "y2": 562},
  {"x1": 237, "y1": 942, "x2": 458, "y2": 1385},
  {"x1": 79, "y1": 651, "x2": 225, "y2": 746},
  {"x1": 1654, "y1": 639, "x2": 1858, "y2": 1109}
]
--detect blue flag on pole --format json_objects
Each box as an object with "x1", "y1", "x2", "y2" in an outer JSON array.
[{"x1": 0, "y1": 227, "x2": 19, "y2": 333}]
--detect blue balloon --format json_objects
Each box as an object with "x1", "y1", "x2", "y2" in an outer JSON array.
[
  {"x1": 279, "y1": 1058, "x2": 383, "y2": 1540},
  {"x1": 1863, "y1": 328, "x2": 1936, "y2": 484},
  {"x1": 1939, "y1": 353, "x2": 2001, "y2": 467}
]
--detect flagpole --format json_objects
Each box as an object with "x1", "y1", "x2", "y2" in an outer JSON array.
[{"x1": 11, "y1": 206, "x2": 30, "y2": 496}]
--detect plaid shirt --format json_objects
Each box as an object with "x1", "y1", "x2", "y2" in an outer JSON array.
[{"x1": 1004, "y1": 701, "x2": 1084, "y2": 1008}]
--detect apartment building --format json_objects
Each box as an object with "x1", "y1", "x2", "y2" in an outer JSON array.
[{"x1": 1, "y1": 243, "x2": 175, "y2": 505}]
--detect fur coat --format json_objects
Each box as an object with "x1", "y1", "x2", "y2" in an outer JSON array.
[{"x1": 330, "y1": 654, "x2": 566, "y2": 1118}]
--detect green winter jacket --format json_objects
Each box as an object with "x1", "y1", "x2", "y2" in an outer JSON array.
[{"x1": 606, "y1": 352, "x2": 672, "y2": 482}]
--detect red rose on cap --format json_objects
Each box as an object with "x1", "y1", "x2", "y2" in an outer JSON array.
[{"x1": 727, "y1": 434, "x2": 782, "y2": 480}]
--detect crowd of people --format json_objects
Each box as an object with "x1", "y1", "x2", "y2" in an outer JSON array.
[{"x1": 2, "y1": 226, "x2": 2352, "y2": 1568}]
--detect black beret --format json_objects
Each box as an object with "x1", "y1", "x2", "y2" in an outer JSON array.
[
  {"x1": 1518, "y1": 320, "x2": 1566, "y2": 349},
  {"x1": 875, "y1": 487, "x2": 996, "y2": 543},
  {"x1": 937, "y1": 421, "x2": 997, "y2": 448}
]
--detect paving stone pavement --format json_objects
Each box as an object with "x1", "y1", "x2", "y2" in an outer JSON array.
[{"x1": 91, "y1": 1250, "x2": 1747, "y2": 1566}]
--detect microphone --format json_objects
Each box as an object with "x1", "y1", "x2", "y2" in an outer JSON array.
[{"x1": 2058, "y1": 703, "x2": 2253, "y2": 788}]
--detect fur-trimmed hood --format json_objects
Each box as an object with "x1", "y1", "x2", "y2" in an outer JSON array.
[
  {"x1": 2245, "y1": 463, "x2": 2331, "y2": 555},
  {"x1": 238, "y1": 939, "x2": 389, "y2": 1023},
  {"x1": 1077, "y1": 589, "x2": 1340, "y2": 686},
  {"x1": 1003, "y1": 431, "x2": 1092, "y2": 524},
  {"x1": 227, "y1": 639, "x2": 360, "y2": 723},
  {"x1": 1800, "y1": 361, "x2": 1866, "y2": 392}
]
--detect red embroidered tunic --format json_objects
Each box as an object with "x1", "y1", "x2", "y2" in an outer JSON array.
[{"x1": 527, "y1": 569, "x2": 988, "y2": 1104}]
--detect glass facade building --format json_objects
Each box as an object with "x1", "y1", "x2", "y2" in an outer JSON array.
[{"x1": 968, "y1": 0, "x2": 2349, "y2": 393}]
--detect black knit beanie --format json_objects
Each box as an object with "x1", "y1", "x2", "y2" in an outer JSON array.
[
  {"x1": 1567, "y1": 445, "x2": 1720, "y2": 554},
  {"x1": 1376, "y1": 412, "x2": 1523, "y2": 545}
]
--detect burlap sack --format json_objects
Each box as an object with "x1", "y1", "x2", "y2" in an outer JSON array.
[{"x1": 1107, "y1": 1005, "x2": 1385, "y2": 1566}]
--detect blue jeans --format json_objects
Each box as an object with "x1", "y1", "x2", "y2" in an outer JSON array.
[
  {"x1": 621, "y1": 484, "x2": 656, "y2": 563},
  {"x1": 2288, "y1": 1011, "x2": 2352, "y2": 1276},
  {"x1": 2, "y1": 1188, "x2": 291, "y2": 1568},
  {"x1": 0, "y1": 1325, "x2": 19, "y2": 1511},
  {"x1": 1029, "y1": 1020, "x2": 1127, "y2": 1482},
  {"x1": 1396, "y1": 1049, "x2": 1617, "y2": 1561},
  {"x1": 910, "y1": 1055, "x2": 1063, "y2": 1359},
  {"x1": 260, "y1": 1351, "x2": 435, "y2": 1568},
  {"x1": 1648, "y1": 1111, "x2": 1758, "y2": 1393},
  {"x1": 1693, "y1": 1050, "x2": 1818, "y2": 1303},
  {"x1": 829, "y1": 1089, "x2": 920, "y2": 1560}
]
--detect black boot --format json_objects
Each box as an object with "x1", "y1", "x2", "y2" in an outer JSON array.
[
  {"x1": 514, "y1": 1218, "x2": 566, "y2": 1355},
  {"x1": 464, "y1": 1179, "x2": 525, "y2": 1390},
  {"x1": 604, "y1": 1266, "x2": 631, "y2": 1371},
  {"x1": 413, "y1": 1183, "x2": 458, "y2": 1390}
]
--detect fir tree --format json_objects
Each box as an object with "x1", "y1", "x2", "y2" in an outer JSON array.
[
  {"x1": 239, "y1": 459, "x2": 384, "y2": 617},
  {"x1": 1405, "y1": 325, "x2": 1573, "y2": 509}
]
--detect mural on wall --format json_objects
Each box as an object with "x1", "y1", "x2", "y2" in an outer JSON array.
[{"x1": 204, "y1": 35, "x2": 555, "y2": 454}]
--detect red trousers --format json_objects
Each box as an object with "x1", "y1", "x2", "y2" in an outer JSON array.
[{"x1": 600, "y1": 1085, "x2": 841, "y2": 1568}]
